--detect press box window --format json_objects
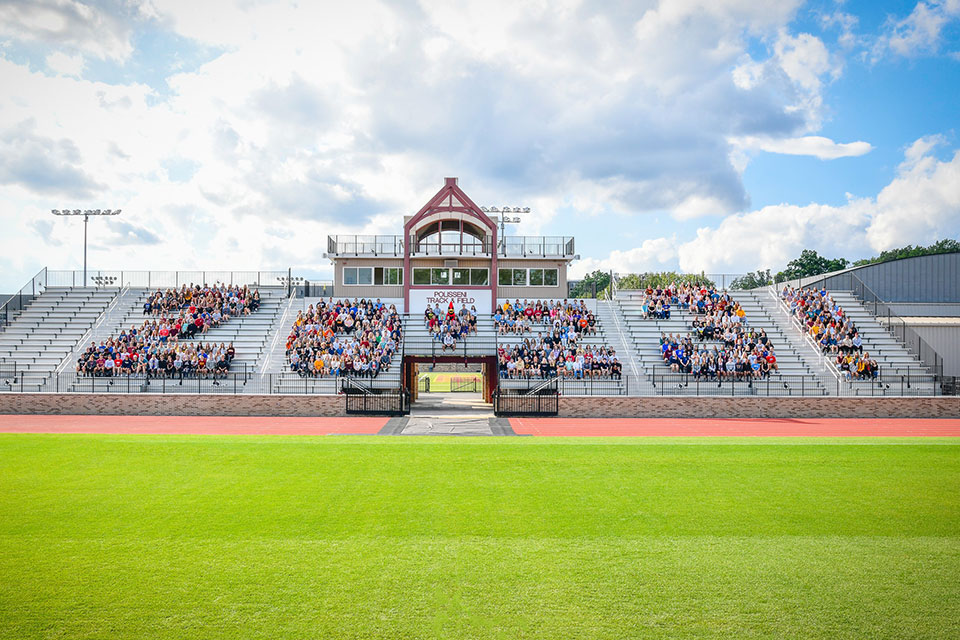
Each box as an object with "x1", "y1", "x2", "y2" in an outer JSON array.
[
  {"x1": 413, "y1": 268, "x2": 431, "y2": 285},
  {"x1": 374, "y1": 267, "x2": 402, "y2": 285},
  {"x1": 528, "y1": 268, "x2": 558, "y2": 286},
  {"x1": 431, "y1": 268, "x2": 449, "y2": 285}
]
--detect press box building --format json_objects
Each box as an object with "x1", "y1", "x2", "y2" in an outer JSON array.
[{"x1": 326, "y1": 178, "x2": 577, "y2": 313}]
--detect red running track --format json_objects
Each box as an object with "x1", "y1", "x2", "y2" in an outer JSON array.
[
  {"x1": 0, "y1": 415, "x2": 387, "y2": 436},
  {"x1": 1, "y1": 415, "x2": 959, "y2": 437},
  {"x1": 509, "y1": 417, "x2": 960, "y2": 437}
]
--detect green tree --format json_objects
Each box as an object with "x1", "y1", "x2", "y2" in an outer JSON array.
[
  {"x1": 730, "y1": 269, "x2": 772, "y2": 290},
  {"x1": 774, "y1": 250, "x2": 849, "y2": 283},
  {"x1": 569, "y1": 270, "x2": 611, "y2": 298},
  {"x1": 852, "y1": 239, "x2": 960, "y2": 267},
  {"x1": 615, "y1": 271, "x2": 716, "y2": 291}
]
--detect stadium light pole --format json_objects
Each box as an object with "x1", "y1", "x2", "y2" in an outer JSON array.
[
  {"x1": 481, "y1": 206, "x2": 530, "y2": 250},
  {"x1": 50, "y1": 209, "x2": 122, "y2": 287}
]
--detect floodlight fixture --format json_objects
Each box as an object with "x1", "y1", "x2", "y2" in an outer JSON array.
[{"x1": 49, "y1": 207, "x2": 123, "y2": 287}]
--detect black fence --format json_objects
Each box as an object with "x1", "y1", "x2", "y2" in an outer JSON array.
[
  {"x1": 344, "y1": 386, "x2": 410, "y2": 416},
  {"x1": 499, "y1": 375, "x2": 628, "y2": 396},
  {"x1": 493, "y1": 381, "x2": 559, "y2": 416},
  {"x1": 1, "y1": 370, "x2": 953, "y2": 398},
  {"x1": 648, "y1": 372, "x2": 947, "y2": 397}
]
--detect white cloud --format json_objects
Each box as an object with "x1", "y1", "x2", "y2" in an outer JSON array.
[
  {"x1": 0, "y1": 0, "x2": 915, "y2": 290},
  {"x1": 45, "y1": 51, "x2": 85, "y2": 76},
  {"x1": 0, "y1": 0, "x2": 134, "y2": 61},
  {"x1": 570, "y1": 237, "x2": 678, "y2": 278},
  {"x1": 873, "y1": 0, "x2": 960, "y2": 60},
  {"x1": 729, "y1": 135, "x2": 873, "y2": 160},
  {"x1": 581, "y1": 137, "x2": 960, "y2": 276}
]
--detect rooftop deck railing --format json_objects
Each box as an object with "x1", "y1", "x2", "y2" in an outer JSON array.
[{"x1": 327, "y1": 235, "x2": 576, "y2": 258}]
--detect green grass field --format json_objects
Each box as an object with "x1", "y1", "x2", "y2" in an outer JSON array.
[
  {"x1": 418, "y1": 371, "x2": 483, "y2": 392},
  {"x1": 1, "y1": 435, "x2": 958, "y2": 639}
]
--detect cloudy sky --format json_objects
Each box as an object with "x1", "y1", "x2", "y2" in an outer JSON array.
[{"x1": 0, "y1": 0, "x2": 958, "y2": 290}]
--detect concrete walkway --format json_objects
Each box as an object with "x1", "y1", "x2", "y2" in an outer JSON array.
[{"x1": 380, "y1": 392, "x2": 516, "y2": 436}]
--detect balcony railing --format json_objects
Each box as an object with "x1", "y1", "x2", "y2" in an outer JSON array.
[{"x1": 327, "y1": 235, "x2": 575, "y2": 258}]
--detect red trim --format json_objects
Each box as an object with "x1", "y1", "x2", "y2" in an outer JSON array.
[
  {"x1": 403, "y1": 178, "x2": 498, "y2": 311},
  {"x1": 407, "y1": 285, "x2": 491, "y2": 290}
]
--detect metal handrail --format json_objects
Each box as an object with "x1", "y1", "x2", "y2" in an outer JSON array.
[
  {"x1": 802, "y1": 272, "x2": 944, "y2": 378},
  {"x1": 0, "y1": 267, "x2": 47, "y2": 330},
  {"x1": 769, "y1": 285, "x2": 839, "y2": 381},
  {"x1": 54, "y1": 286, "x2": 128, "y2": 377},
  {"x1": 259, "y1": 286, "x2": 299, "y2": 381}
]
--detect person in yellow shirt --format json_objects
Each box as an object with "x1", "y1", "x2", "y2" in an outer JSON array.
[{"x1": 314, "y1": 357, "x2": 324, "y2": 377}]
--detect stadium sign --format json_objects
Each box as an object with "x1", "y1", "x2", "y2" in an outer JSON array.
[{"x1": 409, "y1": 288, "x2": 492, "y2": 315}]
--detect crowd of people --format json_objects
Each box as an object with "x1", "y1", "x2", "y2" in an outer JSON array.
[
  {"x1": 424, "y1": 303, "x2": 477, "y2": 351},
  {"x1": 633, "y1": 283, "x2": 731, "y2": 320},
  {"x1": 493, "y1": 300, "x2": 619, "y2": 381},
  {"x1": 498, "y1": 335, "x2": 622, "y2": 380},
  {"x1": 781, "y1": 286, "x2": 879, "y2": 380},
  {"x1": 659, "y1": 330, "x2": 779, "y2": 381},
  {"x1": 637, "y1": 284, "x2": 783, "y2": 381},
  {"x1": 75, "y1": 283, "x2": 254, "y2": 381},
  {"x1": 75, "y1": 339, "x2": 236, "y2": 380},
  {"x1": 286, "y1": 298, "x2": 402, "y2": 378},
  {"x1": 493, "y1": 299, "x2": 597, "y2": 337}
]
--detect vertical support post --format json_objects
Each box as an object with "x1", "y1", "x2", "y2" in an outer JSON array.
[{"x1": 83, "y1": 213, "x2": 88, "y2": 287}]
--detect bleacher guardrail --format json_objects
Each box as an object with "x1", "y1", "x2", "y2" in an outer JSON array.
[
  {"x1": 802, "y1": 272, "x2": 946, "y2": 379},
  {"x1": 0, "y1": 268, "x2": 47, "y2": 330}
]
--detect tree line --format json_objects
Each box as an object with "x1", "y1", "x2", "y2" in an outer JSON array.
[{"x1": 569, "y1": 238, "x2": 959, "y2": 295}]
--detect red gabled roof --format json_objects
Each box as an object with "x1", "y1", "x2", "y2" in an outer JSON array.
[{"x1": 403, "y1": 177, "x2": 496, "y2": 233}]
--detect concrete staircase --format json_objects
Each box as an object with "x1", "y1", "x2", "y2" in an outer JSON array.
[
  {"x1": 64, "y1": 287, "x2": 287, "y2": 393},
  {"x1": 269, "y1": 306, "x2": 405, "y2": 394},
  {"x1": 0, "y1": 287, "x2": 117, "y2": 392},
  {"x1": 827, "y1": 290, "x2": 936, "y2": 396},
  {"x1": 614, "y1": 290, "x2": 826, "y2": 396},
  {"x1": 496, "y1": 304, "x2": 630, "y2": 395}
]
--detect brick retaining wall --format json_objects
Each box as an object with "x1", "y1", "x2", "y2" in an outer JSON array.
[
  {"x1": 0, "y1": 393, "x2": 956, "y2": 418},
  {"x1": 0, "y1": 394, "x2": 344, "y2": 417},
  {"x1": 558, "y1": 396, "x2": 959, "y2": 418}
]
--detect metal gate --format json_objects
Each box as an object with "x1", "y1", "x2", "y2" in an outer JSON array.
[
  {"x1": 344, "y1": 387, "x2": 410, "y2": 416},
  {"x1": 493, "y1": 387, "x2": 559, "y2": 417}
]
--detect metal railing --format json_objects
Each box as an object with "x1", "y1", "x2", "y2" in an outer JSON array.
[
  {"x1": 613, "y1": 273, "x2": 748, "y2": 296},
  {"x1": 44, "y1": 270, "x2": 289, "y2": 289},
  {"x1": 328, "y1": 235, "x2": 405, "y2": 256},
  {"x1": 802, "y1": 272, "x2": 945, "y2": 378},
  {"x1": 500, "y1": 375, "x2": 628, "y2": 396},
  {"x1": 494, "y1": 382, "x2": 559, "y2": 416},
  {"x1": 0, "y1": 368, "x2": 952, "y2": 397},
  {"x1": 0, "y1": 268, "x2": 47, "y2": 330},
  {"x1": 768, "y1": 285, "x2": 839, "y2": 382},
  {"x1": 343, "y1": 380, "x2": 410, "y2": 415},
  {"x1": 327, "y1": 235, "x2": 576, "y2": 258}
]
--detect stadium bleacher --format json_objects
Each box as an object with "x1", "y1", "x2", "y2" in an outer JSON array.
[{"x1": 0, "y1": 271, "x2": 946, "y2": 398}]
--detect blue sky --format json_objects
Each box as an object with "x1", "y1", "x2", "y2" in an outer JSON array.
[{"x1": 0, "y1": 0, "x2": 958, "y2": 291}]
